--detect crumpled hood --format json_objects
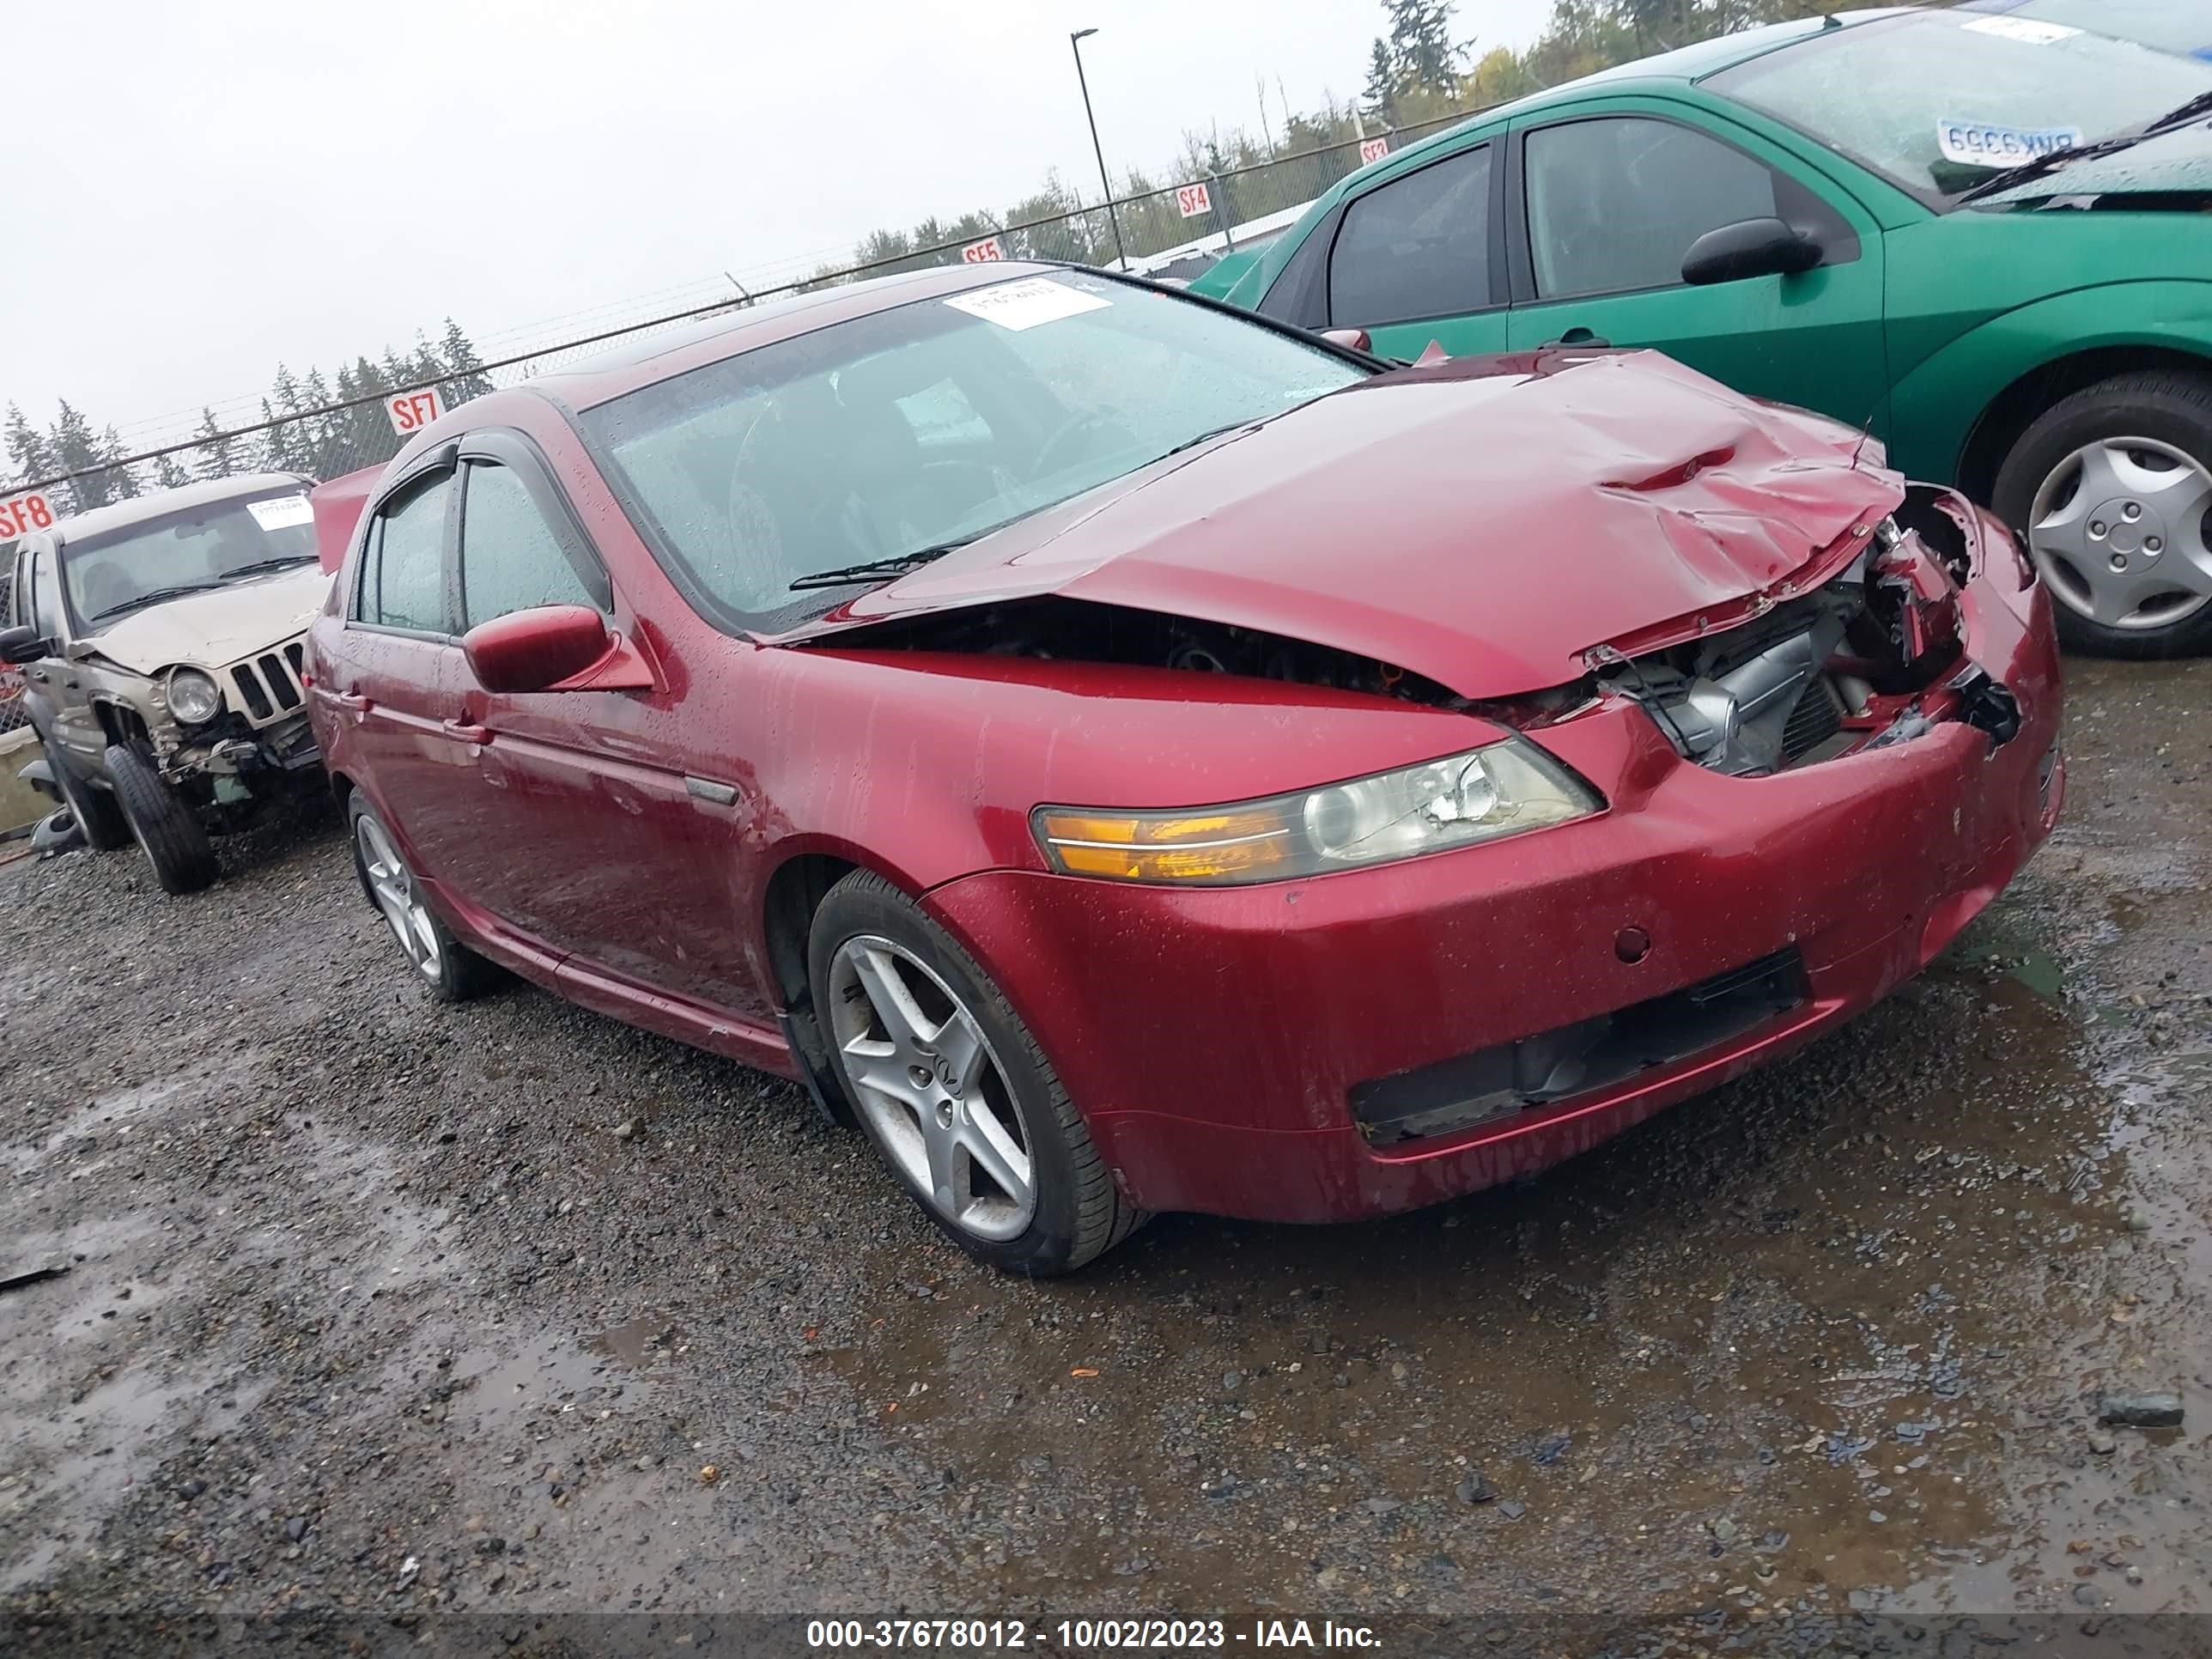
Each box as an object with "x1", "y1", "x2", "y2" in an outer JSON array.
[
  {"x1": 1984, "y1": 117, "x2": 2212, "y2": 206},
  {"x1": 789, "y1": 350, "x2": 1902, "y2": 700},
  {"x1": 88, "y1": 564, "x2": 333, "y2": 675}
]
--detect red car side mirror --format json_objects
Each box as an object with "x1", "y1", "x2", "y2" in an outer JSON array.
[{"x1": 464, "y1": 605, "x2": 615, "y2": 694}]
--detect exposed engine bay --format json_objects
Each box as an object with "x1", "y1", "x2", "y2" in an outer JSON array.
[
  {"x1": 810, "y1": 489, "x2": 2022, "y2": 779},
  {"x1": 1592, "y1": 504, "x2": 2026, "y2": 782},
  {"x1": 1589, "y1": 497, "x2": 2020, "y2": 778},
  {"x1": 820, "y1": 598, "x2": 1474, "y2": 711}
]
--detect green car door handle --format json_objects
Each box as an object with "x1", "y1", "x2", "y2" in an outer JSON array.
[{"x1": 1546, "y1": 327, "x2": 1610, "y2": 348}]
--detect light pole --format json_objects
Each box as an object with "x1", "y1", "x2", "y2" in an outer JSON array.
[{"x1": 1069, "y1": 28, "x2": 1128, "y2": 271}]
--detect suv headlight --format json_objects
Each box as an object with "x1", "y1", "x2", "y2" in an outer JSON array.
[
  {"x1": 1033, "y1": 740, "x2": 1600, "y2": 885},
  {"x1": 165, "y1": 667, "x2": 223, "y2": 726}
]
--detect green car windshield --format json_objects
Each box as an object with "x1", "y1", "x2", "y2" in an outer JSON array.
[{"x1": 1705, "y1": 9, "x2": 2212, "y2": 202}]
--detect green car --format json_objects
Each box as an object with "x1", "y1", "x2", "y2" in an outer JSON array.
[{"x1": 1195, "y1": 6, "x2": 2212, "y2": 656}]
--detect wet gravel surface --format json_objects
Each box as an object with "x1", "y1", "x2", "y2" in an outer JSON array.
[{"x1": 2, "y1": 656, "x2": 2209, "y2": 1655}]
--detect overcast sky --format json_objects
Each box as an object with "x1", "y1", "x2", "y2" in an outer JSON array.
[{"x1": 6, "y1": 0, "x2": 1555, "y2": 450}]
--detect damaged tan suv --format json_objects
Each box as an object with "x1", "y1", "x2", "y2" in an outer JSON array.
[{"x1": 2, "y1": 475, "x2": 331, "y2": 895}]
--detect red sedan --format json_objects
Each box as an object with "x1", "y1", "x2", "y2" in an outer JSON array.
[{"x1": 306, "y1": 264, "x2": 2062, "y2": 1274}]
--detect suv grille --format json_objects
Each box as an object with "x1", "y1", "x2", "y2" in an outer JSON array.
[{"x1": 230, "y1": 641, "x2": 308, "y2": 721}]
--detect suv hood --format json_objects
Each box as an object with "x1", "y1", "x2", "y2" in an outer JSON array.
[
  {"x1": 87, "y1": 563, "x2": 333, "y2": 675},
  {"x1": 786, "y1": 350, "x2": 1901, "y2": 700}
]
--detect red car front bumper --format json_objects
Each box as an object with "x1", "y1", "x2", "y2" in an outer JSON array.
[{"x1": 925, "y1": 528, "x2": 2063, "y2": 1224}]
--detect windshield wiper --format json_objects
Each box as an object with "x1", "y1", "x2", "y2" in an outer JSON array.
[
  {"x1": 1154, "y1": 419, "x2": 1258, "y2": 463},
  {"x1": 1954, "y1": 93, "x2": 2212, "y2": 205},
  {"x1": 88, "y1": 582, "x2": 226, "y2": 622},
  {"x1": 219, "y1": 555, "x2": 320, "y2": 580},
  {"x1": 2146, "y1": 89, "x2": 2212, "y2": 135},
  {"x1": 1954, "y1": 137, "x2": 2122, "y2": 204},
  {"x1": 787, "y1": 539, "x2": 974, "y2": 592}
]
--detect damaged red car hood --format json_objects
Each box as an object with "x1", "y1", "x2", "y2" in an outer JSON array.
[{"x1": 785, "y1": 350, "x2": 1905, "y2": 700}]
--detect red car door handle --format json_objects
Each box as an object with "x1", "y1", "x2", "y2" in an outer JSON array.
[
  {"x1": 442, "y1": 720, "x2": 491, "y2": 744},
  {"x1": 333, "y1": 690, "x2": 372, "y2": 713}
]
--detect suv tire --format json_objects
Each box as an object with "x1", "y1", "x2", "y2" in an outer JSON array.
[
  {"x1": 102, "y1": 744, "x2": 217, "y2": 895},
  {"x1": 1993, "y1": 370, "x2": 2212, "y2": 659},
  {"x1": 43, "y1": 737, "x2": 131, "y2": 852},
  {"x1": 806, "y1": 868, "x2": 1145, "y2": 1276}
]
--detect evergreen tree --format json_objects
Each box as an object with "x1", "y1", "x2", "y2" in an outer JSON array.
[
  {"x1": 155, "y1": 451, "x2": 191, "y2": 489},
  {"x1": 297, "y1": 370, "x2": 337, "y2": 477},
  {"x1": 1363, "y1": 38, "x2": 1399, "y2": 124},
  {"x1": 256, "y1": 398, "x2": 298, "y2": 475},
  {"x1": 439, "y1": 319, "x2": 494, "y2": 404},
  {"x1": 100, "y1": 428, "x2": 143, "y2": 500},
  {"x1": 4, "y1": 403, "x2": 55, "y2": 487},
  {"x1": 48, "y1": 401, "x2": 114, "y2": 513},
  {"x1": 1384, "y1": 0, "x2": 1466, "y2": 97},
  {"x1": 193, "y1": 407, "x2": 238, "y2": 481}
]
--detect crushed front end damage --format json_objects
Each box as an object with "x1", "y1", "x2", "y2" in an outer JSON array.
[
  {"x1": 1565, "y1": 487, "x2": 2028, "y2": 780},
  {"x1": 915, "y1": 484, "x2": 2063, "y2": 1224}
]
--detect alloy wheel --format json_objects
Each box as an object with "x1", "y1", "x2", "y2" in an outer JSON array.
[
  {"x1": 826, "y1": 935, "x2": 1036, "y2": 1242},
  {"x1": 2027, "y1": 435, "x2": 2212, "y2": 632},
  {"x1": 355, "y1": 815, "x2": 443, "y2": 982}
]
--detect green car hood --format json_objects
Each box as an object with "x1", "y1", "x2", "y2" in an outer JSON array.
[
  {"x1": 1185, "y1": 247, "x2": 1262, "y2": 301},
  {"x1": 1982, "y1": 117, "x2": 2212, "y2": 206}
]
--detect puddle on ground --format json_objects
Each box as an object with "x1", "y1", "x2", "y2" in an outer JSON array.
[
  {"x1": 815, "y1": 876, "x2": 2210, "y2": 1619},
  {"x1": 592, "y1": 1314, "x2": 688, "y2": 1370}
]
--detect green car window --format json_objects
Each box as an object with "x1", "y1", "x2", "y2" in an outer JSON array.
[
  {"x1": 1525, "y1": 118, "x2": 1779, "y2": 300},
  {"x1": 1706, "y1": 9, "x2": 2212, "y2": 201},
  {"x1": 1327, "y1": 146, "x2": 1495, "y2": 327}
]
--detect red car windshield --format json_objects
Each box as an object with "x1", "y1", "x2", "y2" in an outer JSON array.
[
  {"x1": 1705, "y1": 9, "x2": 2212, "y2": 201},
  {"x1": 578, "y1": 270, "x2": 1364, "y2": 626}
]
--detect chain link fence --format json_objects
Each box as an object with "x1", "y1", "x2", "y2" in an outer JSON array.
[{"x1": 5, "y1": 106, "x2": 1489, "y2": 524}]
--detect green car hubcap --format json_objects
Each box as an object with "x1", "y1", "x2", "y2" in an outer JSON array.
[{"x1": 2029, "y1": 436, "x2": 2212, "y2": 633}]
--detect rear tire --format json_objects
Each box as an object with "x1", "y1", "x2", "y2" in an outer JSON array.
[
  {"x1": 101, "y1": 744, "x2": 217, "y2": 895},
  {"x1": 806, "y1": 868, "x2": 1144, "y2": 1276},
  {"x1": 43, "y1": 738, "x2": 130, "y2": 852},
  {"x1": 1992, "y1": 370, "x2": 2212, "y2": 659},
  {"x1": 347, "y1": 795, "x2": 502, "y2": 1002}
]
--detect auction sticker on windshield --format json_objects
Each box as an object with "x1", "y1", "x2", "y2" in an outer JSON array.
[
  {"x1": 1959, "y1": 15, "x2": 2081, "y2": 46},
  {"x1": 246, "y1": 495, "x2": 314, "y2": 532},
  {"x1": 945, "y1": 277, "x2": 1111, "y2": 331},
  {"x1": 1937, "y1": 118, "x2": 2081, "y2": 167}
]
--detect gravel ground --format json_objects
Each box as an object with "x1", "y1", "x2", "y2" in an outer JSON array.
[{"x1": 2, "y1": 654, "x2": 2208, "y2": 1656}]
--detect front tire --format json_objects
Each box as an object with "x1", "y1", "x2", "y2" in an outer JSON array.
[
  {"x1": 1993, "y1": 370, "x2": 2212, "y2": 659},
  {"x1": 347, "y1": 796, "x2": 501, "y2": 1002},
  {"x1": 44, "y1": 737, "x2": 130, "y2": 852},
  {"x1": 806, "y1": 868, "x2": 1143, "y2": 1276},
  {"x1": 102, "y1": 744, "x2": 216, "y2": 895}
]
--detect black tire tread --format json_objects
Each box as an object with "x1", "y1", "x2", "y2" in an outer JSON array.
[
  {"x1": 43, "y1": 738, "x2": 130, "y2": 852},
  {"x1": 813, "y1": 868, "x2": 1146, "y2": 1274},
  {"x1": 345, "y1": 796, "x2": 504, "y2": 1004},
  {"x1": 101, "y1": 744, "x2": 217, "y2": 895},
  {"x1": 1992, "y1": 368, "x2": 2212, "y2": 659}
]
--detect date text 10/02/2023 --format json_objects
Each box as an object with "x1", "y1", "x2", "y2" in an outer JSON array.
[{"x1": 805, "y1": 1619, "x2": 1385, "y2": 1650}]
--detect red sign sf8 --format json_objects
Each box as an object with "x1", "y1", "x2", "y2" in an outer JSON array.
[{"x1": 0, "y1": 492, "x2": 56, "y2": 540}]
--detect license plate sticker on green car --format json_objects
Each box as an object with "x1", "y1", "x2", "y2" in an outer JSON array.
[{"x1": 1936, "y1": 118, "x2": 2082, "y2": 168}]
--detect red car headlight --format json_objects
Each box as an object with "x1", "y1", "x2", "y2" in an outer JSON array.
[{"x1": 1033, "y1": 740, "x2": 1601, "y2": 885}]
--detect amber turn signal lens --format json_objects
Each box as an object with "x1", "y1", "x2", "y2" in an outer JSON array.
[{"x1": 1034, "y1": 807, "x2": 1294, "y2": 883}]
